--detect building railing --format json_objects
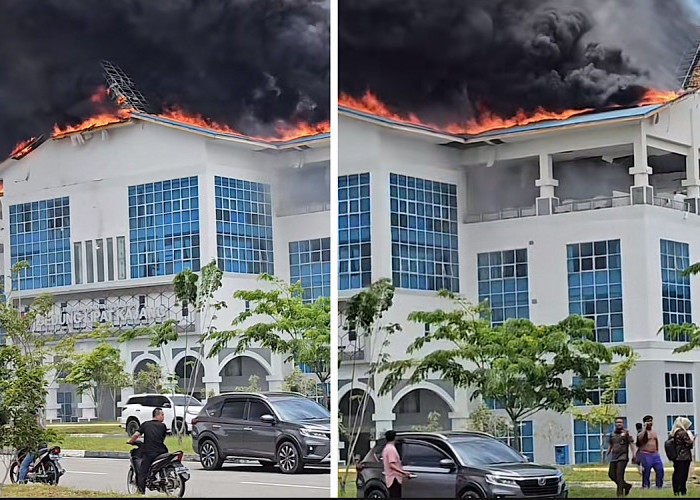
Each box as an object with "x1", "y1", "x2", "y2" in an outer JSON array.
[
  {"x1": 276, "y1": 201, "x2": 331, "y2": 217},
  {"x1": 464, "y1": 193, "x2": 692, "y2": 224}
]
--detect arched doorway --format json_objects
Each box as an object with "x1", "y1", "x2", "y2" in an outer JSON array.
[
  {"x1": 219, "y1": 356, "x2": 270, "y2": 392},
  {"x1": 133, "y1": 358, "x2": 160, "y2": 393},
  {"x1": 175, "y1": 356, "x2": 205, "y2": 400},
  {"x1": 339, "y1": 388, "x2": 375, "y2": 464},
  {"x1": 393, "y1": 389, "x2": 451, "y2": 432}
]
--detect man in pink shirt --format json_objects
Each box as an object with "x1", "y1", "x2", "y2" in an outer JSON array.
[{"x1": 382, "y1": 431, "x2": 412, "y2": 498}]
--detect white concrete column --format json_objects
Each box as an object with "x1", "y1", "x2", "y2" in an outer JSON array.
[
  {"x1": 629, "y1": 130, "x2": 653, "y2": 204},
  {"x1": 371, "y1": 168, "x2": 393, "y2": 281},
  {"x1": 535, "y1": 153, "x2": 559, "y2": 215},
  {"x1": 449, "y1": 387, "x2": 471, "y2": 430},
  {"x1": 45, "y1": 384, "x2": 60, "y2": 423},
  {"x1": 266, "y1": 352, "x2": 286, "y2": 390},
  {"x1": 683, "y1": 108, "x2": 700, "y2": 213}
]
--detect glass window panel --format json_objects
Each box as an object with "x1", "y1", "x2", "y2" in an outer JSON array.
[
  {"x1": 661, "y1": 239, "x2": 692, "y2": 341},
  {"x1": 106, "y1": 238, "x2": 114, "y2": 281},
  {"x1": 665, "y1": 372, "x2": 694, "y2": 403},
  {"x1": 73, "y1": 242, "x2": 82, "y2": 285},
  {"x1": 95, "y1": 239, "x2": 105, "y2": 282},
  {"x1": 117, "y1": 236, "x2": 127, "y2": 279},
  {"x1": 85, "y1": 240, "x2": 94, "y2": 284},
  {"x1": 289, "y1": 238, "x2": 330, "y2": 303}
]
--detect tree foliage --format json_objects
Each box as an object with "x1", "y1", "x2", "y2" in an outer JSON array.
[
  {"x1": 282, "y1": 368, "x2": 319, "y2": 398},
  {"x1": 468, "y1": 404, "x2": 511, "y2": 436},
  {"x1": 379, "y1": 292, "x2": 634, "y2": 450},
  {"x1": 412, "y1": 411, "x2": 443, "y2": 432},
  {"x1": 209, "y1": 274, "x2": 331, "y2": 387},
  {"x1": 133, "y1": 363, "x2": 164, "y2": 393},
  {"x1": 234, "y1": 374, "x2": 261, "y2": 393},
  {"x1": 61, "y1": 340, "x2": 130, "y2": 420}
]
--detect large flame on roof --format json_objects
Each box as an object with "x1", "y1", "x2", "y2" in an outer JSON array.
[
  {"x1": 52, "y1": 110, "x2": 131, "y2": 139},
  {"x1": 339, "y1": 90, "x2": 681, "y2": 136},
  {"x1": 10, "y1": 137, "x2": 38, "y2": 159},
  {"x1": 160, "y1": 108, "x2": 329, "y2": 142}
]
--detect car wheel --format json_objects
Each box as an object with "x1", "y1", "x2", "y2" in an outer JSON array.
[
  {"x1": 276, "y1": 441, "x2": 302, "y2": 474},
  {"x1": 199, "y1": 440, "x2": 224, "y2": 470},
  {"x1": 460, "y1": 489, "x2": 484, "y2": 499},
  {"x1": 366, "y1": 487, "x2": 388, "y2": 498},
  {"x1": 126, "y1": 419, "x2": 140, "y2": 437}
]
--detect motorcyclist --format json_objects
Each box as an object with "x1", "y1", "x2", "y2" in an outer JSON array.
[
  {"x1": 18, "y1": 410, "x2": 47, "y2": 484},
  {"x1": 127, "y1": 407, "x2": 168, "y2": 494}
]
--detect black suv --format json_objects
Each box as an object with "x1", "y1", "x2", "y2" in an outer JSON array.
[
  {"x1": 191, "y1": 392, "x2": 330, "y2": 474},
  {"x1": 356, "y1": 431, "x2": 568, "y2": 498}
]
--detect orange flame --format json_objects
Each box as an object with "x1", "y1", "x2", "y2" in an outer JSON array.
[
  {"x1": 10, "y1": 137, "x2": 38, "y2": 159},
  {"x1": 159, "y1": 108, "x2": 329, "y2": 142},
  {"x1": 340, "y1": 89, "x2": 681, "y2": 136},
  {"x1": 52, "y1": 109, "x2": 131, "y2": 139}
]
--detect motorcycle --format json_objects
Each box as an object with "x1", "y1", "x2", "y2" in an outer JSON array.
[
  {"x1": 9, "y1": 445, "x2": 65, "y2": 485},
  {"x1": 127, "y1": 441, "x2": 190, "y2": 497}
]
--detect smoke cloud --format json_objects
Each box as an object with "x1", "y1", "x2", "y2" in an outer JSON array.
[
  {"x1": 340, "y1": 0, "x2": 698, "y2": 123},
  {"x1": 0, "y1": 0, "x2": 329, "y2": 156}
]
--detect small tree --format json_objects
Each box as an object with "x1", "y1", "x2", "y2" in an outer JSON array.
[
  {"x1": 282, "y1": 368, "x2": 318, "y2": 397},
  {"x1": 209, "y1": 274, "x2": 331, "y2": 400},
  {"x1": 234, "y1": 374, "x2": 261, "y2": 392},
  {"x1": 379, "y1": 292, "x2": 633, "y2": 452},
  {"x1": 62, "y1": 340, "x2": 130, "y2": 421},
  {"x1": 412, "y1": 411, "x2": 443, "y2": 432},
  {"x1": 133, "y1": 363, "x2": 164, "y2": 393},
  {"x1": 468, "y1": 404, "x2": 511, "y2": 437},
  {"x1": 339, "y1": 279, "x2": 400, "y2": 493},
  {"x1": 570, "y1": 353, "x2": 639, "y2": 461}
]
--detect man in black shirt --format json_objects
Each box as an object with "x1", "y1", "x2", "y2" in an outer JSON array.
[
  {"x1": 608, "y1": 418, "x2": 634, "y2": 497},
  {"x1": 128, "y1": 407, "x2": 168, "y2": 494}
]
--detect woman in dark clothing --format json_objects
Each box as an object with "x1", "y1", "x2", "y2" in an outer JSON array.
[{"x1": 670, "y1": 417, "x2": 695, "y2": 496}]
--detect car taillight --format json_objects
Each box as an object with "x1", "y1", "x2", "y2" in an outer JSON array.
[
  {"x1": 52, "y1": 447, "x2": 61, "y2": 455},
  {"x1": 191, "y1": 417, "x2": 198, "y2": 426}
]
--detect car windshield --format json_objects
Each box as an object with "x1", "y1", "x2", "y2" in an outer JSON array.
[
  {"x1": 170, "y1": 395, "x2": 202, "y2": 407},
  {"x1": 271, "y1": 398, "x2": 330, "y2": 422},
  {"x1": 450, "y1": 437, "x2": 528, "y2": 466}
]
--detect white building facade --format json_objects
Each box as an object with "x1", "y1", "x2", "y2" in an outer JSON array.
[
  {"x1": 338, "y1": 92, "x2": 700, "y2": 466},
  {"x1": 0, "y1": 114, "x2": 330, "y2": 422}
]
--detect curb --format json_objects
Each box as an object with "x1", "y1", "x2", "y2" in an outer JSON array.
[{"x1": 63, "y1": 450, "x2": 200, "y2": 461}]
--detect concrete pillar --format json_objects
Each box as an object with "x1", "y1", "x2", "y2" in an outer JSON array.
[
  {"x1": 535, "y1": 153, "x2": 559, "y2": 215},
  {"x1": 629, "y1": 132, "x2": 653, "y2": 204},
  {"x1": 449, "y1": 387, "x2": 471, "y2": 430},
  {"x1": 684, "y1": 109, "x2": 700, "y2": 214},
  {"x1": 266, "y1": 352, "x2": 286, "y2": 390},
  {"x1": 46, "y1": 384, "x2": 60, "y2": 423},
  {"x1": 371, "y1": 168, "x2": 393, "y2": 281}
]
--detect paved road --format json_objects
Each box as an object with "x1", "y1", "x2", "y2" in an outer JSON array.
[{"x1": 5, "y1": 457, "x2": 330, "y2": 497}]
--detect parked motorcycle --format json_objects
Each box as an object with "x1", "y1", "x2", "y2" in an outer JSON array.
[
  {"x1": 9, "y1": 446, "x2": 64, "y2": 485},
  {"x1": 127, "y1": 442, "x2": 190, "y2": 497}
]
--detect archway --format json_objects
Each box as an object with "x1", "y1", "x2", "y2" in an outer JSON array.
[
  {"x1": 392, "y1": 388, "x2": 452, "y2": 432},
  {"x1": 219, "y1": 355, "x2": 270, "y2": 392},
  {"x1": 175, "y1": 355, "x2": 205, "y2": 400},
  {"x1": 339, "y1": 388, "x2": 375, "y2": 463}
]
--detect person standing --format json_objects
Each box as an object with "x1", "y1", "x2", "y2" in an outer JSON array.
[
  {"x1": 608, "y1": 418, "x2": 634, "y2": 497},
  {"x1": 637, "y1": 415, "x2": 664, "y2": 489},
  {"x1": 127, "y1": 407, "x2": 168, "y2": 495},
  {"x1": 633, "y1": 422, "x2": 643, "y2": 475},
  {"x1": 382, "y1": 431, "x2": 412, "y2": 498},
  {"x1": 670, "y1": 417, "x2": 694, "y2": 496}
]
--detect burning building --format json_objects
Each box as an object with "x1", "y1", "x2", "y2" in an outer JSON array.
[
  {"x1": 338, "y1": 89, "x2": 700, "y2": 466},
  {"x1": 0, "y1": 110, "x2": 329, "y2": 424}
]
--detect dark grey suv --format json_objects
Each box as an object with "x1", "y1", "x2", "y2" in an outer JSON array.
[
  {"x1": 191, "y1": 392, "x2": 330, "y2": 474},
  {"x1": 356, "y1": 432, "x2": 568, "y2": 498}
]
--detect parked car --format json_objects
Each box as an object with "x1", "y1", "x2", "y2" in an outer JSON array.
[
  {"x1": 192, "y1": 391, "x2": 330, "y2": 474},
  {"x1": 119, "y1": 393, "x2": 203, "y2": 436},
  {"x1": 355, "y1": 431, "x2": 568, "y2": 498}
]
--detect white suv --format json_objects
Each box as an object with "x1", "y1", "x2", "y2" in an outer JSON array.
[{"x1": 119, "y1": 394, "x2": 203, "y2": 436}]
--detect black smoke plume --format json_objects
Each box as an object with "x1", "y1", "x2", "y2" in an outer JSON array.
[
  {"x1": 0, "y1": 0, "x2": 329, "y2": 156},
  {"x1": 340, "y1": 0, "x2": 698, "y2": 124}
]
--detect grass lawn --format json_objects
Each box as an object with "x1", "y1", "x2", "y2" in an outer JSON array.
[
  {"x1": 57, "y1": 436, "x2": 195, "y2": 455},
  {"x1": 0, "y1": 484, "x2": 143, "y2": 498},
  {"x1": 49, "y1": 423, "x2": 124, "y2": 436}
]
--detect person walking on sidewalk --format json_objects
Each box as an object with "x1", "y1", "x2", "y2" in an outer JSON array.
[
  {"x1": 670, "y1": 417, "x2": 694, "y2": 496},
  {"x1": 608, "y1": 418, "x2": 634, "y2": 497},
  {"x1": 637, "y1": 415, "x2": 664, "y2": 489}
]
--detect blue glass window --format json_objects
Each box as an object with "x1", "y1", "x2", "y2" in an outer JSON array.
[
  {"x1": 128, "y1": 176, "x2": 200, "y2": 278},
  {"x1": 665, "y1": 372, "x2": 693, "y2": 403},
  {"x1": 574, "y1": 418, "x2": 626, "y2": 464},
  {"x1": 667, "y1": 415, "x2": 696, "y2": 433},
  {"x1": 215, "y1": 176, "x2": 273, "y2": 275},
  {"x1": 661, "y1": 239, "x2": 692, "y2": 341},
  {"x1": 339, "y1": 173, "x2": 371, "y2": 290},
  {"x1": 289, "y1": 237, "x2": 331, "y2": 302},
  {"x1": 567, "y1": 239, "x2": 623, "y2": 343},
  {"x1": 9, "y1": 196, "x2": 72, "y2": 290},
  {"x1": 485, "y1": 398, "x2": 504, "y2": 410},
  {"x1": 390, "y1": 173, "x2": 459, "y2": 292},
  {"x1": 573, "y1": 377, "x2": 627, "y2": 406},
  {"x1": 498, "y1": 421, "x2": 534, "y2": 462},
  {"x1": 478, "y1": 249, "x2": 529, "y2": 325}
]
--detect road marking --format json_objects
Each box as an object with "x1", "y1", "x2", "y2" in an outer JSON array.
[
  {"x1": 66, "y1": 470, "x2": 108, "y2": 475},
  {"x1": 240, "y1": 481, "x2": 329, "y2": 490}
]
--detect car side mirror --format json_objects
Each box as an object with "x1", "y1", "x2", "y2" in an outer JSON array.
[
  {"x1": 260, "y1": 414, "x2": 276, "y2": 424},
  {"x1": 439, "y1": 458, "x2": 456, "y2": 469},
  {"x1": 521, "y1": 453, "x2": 530, "y2": 462}
]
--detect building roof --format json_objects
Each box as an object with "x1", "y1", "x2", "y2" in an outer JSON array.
[{"x1": 339, "y1": 93, "x2": 688, "y2": 144}]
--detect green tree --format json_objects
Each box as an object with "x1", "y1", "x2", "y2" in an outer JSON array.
[
  {"x1": 133, "y1": 363, "x2": 164, "y2": 393},
  {"x1": 379, "y1": 292, "x2": 633, "y2": 452},
  {"x1": 282, "y1": 368, "x2": 318, "y2": 397},
  {"x1": 570, "y1": 353, "x2": 639, "y2": 461},
  {"x1": 209, "y1": 274, "x2": 331, "y2": 398},
  {"x1": 339, "y1": 279, "x2": 400, "y2": 494},
  {"x1": 467, "y1": 404, "x2": 511, "y2": 436},
  {"x1": 61, "y1": 340, "x2": 130, "y2": 421},
  {"x1": 412, "y1": 411, "x2": 443, "y2": 432},
  {"x1": 234, "y1": 374, "x2": 261, "y2": 392}
]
